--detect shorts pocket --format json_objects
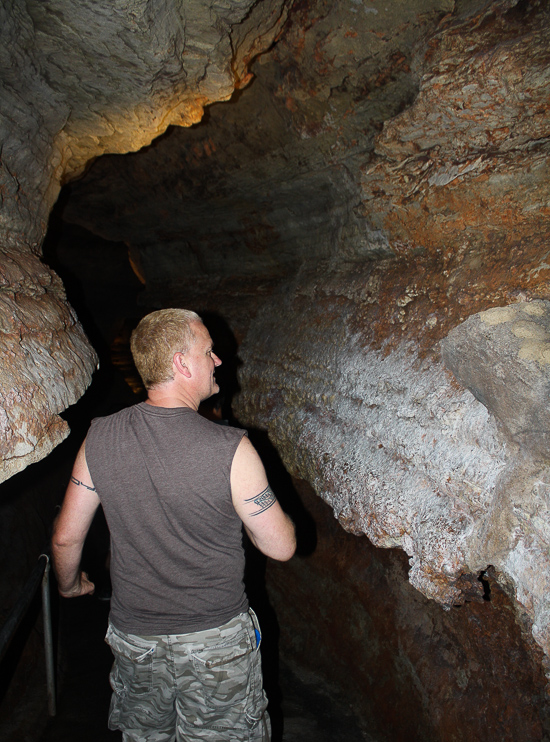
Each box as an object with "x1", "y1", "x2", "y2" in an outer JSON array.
[
  {"x1": 191, "y1": 628, "x2": 253, "y2": 706},
  {"x1": 105, "y1": 624, "x2": 156, "y2": 696}
]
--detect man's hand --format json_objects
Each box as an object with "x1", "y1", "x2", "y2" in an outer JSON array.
[{"x1": 58, "y1": 570, "x2": 95, "y2": 598}]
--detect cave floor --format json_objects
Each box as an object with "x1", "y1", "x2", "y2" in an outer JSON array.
[{"x1": 22, "y1": 591, "x2": 376, "y2": 742}]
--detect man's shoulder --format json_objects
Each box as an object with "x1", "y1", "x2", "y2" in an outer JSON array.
[
  {"x1": 194, "y1": 413, "x2": 247, "y2": 444},
  {"x1": 90, "y1": 402, "x2": 141, "y2": 429}
]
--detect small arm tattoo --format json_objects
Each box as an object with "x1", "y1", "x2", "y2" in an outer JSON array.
[
  {"x1": 245, "y1": 485, "x2": 276, "y2": 516},
  {"x1": 70, "y1": 476, "x2": 96, "y2": 492}
]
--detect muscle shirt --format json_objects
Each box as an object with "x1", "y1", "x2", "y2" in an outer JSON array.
[{"x1": 85, "y1": 402, "x2": 248, "y2": 635}]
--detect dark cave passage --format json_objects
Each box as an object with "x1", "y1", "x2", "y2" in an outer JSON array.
[
  {"x1": 0, "y1": 281, "x2": 374, "y2": 742},
  {"x1": 34, "y1": 530, "x2": 375, "y2": 742},
  {"x1": 1, "y1": 212, "x2": 374, "y2": 742}
]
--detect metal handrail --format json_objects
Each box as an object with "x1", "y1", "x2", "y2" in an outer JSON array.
[{"x1": 0, "y1": 552, "x2": 56, "y2": 716}]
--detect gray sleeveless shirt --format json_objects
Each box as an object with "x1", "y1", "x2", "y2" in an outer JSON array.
[{"x1": 86, "y1": 402, "x2": 248, "y2": 634}]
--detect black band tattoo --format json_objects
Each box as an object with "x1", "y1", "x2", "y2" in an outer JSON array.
[
  {"x1": 245, "y1": 485, "x2": 276, "y2": 516},
  {"x1": 70, "y1": 476, "x2": 96, "y2": 492}
]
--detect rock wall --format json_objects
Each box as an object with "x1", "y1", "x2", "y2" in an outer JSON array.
[
  {"x1": 0, "y1": 0, "x2": 289, "y2": 481},
  {"x1": 3, "y1": 0, "x2": 550, "y2": 726},
  {"x1": 61, "y1": 0, "x2": 550, "y2": 680},
  {"x1": 237, "y1": 280, "x2": 550, "y2": 677},
  {"x1": 236, "y1": 0, "x2": 550, "y2": 678},
  {"x1": 264, "y1": 480, "x2": 550, "y2": 740}
]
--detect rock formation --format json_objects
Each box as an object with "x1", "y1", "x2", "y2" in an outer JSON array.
[
  {"x1": 2, "y1": 0, "x2": 550, "y2": 733},
  {"x1": 58, "y1": 0, "x2": 550, "y2": 679},
  {"x1": 0, "y1": 0, "x2": 290, "y2": 480}
]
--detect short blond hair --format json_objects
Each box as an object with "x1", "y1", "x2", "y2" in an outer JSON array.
[{"x1": 130, "y1": 308, "x2": 201, "y2": 389}]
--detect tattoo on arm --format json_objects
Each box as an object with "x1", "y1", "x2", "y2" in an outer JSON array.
[
  {"x1": 244, "y1": 486, "x2": 276, "y2": 516},
  {"x1": 70, "y1": 476, "x2": 96, "y2": 492}
]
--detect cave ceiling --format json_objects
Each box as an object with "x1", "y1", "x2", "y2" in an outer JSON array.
[
  {"x1": 3, "y1": 0, "x2": 550, "y2": 683},
  {"x1": 64, "y1": 0, "x2": 458, "y2": 304}
]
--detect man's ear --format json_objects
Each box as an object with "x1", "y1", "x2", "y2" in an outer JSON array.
[{"x1": 173, "y1": 352, "x2": 192, "y2": 378}]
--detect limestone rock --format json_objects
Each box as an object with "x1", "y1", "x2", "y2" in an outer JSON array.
[
  {"x1": 441, "y1": 300, "x2": 550, "y2": 459},
  {"x1": 234, "y1": 283, "x2": 550, "y2": 674},
  {"x1": 0, "y1": 243, "x2": 98, "y2": 482},
  {"x1": 442, "y1": 300, "x2": 550, "y2": 674},
  {"x1": 235, "y1": 270, "x2": 506, "y2": 608}
]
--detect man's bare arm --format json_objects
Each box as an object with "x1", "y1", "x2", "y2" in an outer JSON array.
[
  {"x1": 51, "y1": 441, "x2": 100, "y2": 597},
  {"x1": 231, "y1": 436, "x2": 296, "y2": 561}
]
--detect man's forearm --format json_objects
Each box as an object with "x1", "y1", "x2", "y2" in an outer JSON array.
[
  {"x1": 51, "y1": 537, "x2": 94, "y2": 597},
  {"x1": 244, "y1": 512, "x2": 296, "y2": 562},
  {"x1": 52, "y1": 440, "x2": 99, "y2": 597},
  {"x1": 52, "y1": 539, "x2": 83, "y2": 594}
]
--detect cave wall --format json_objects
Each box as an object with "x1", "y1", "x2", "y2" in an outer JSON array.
[
  {"x1": 3, "y1": 0, "x2": 550, "y2": 735},
  {"x1": 233, "y1": 0, "x2": 550, "y2": 676},
  {"x1": 61, "y1": 0, "x2": 550, "y2": 684},
  {"x1": 0, "y1": 0, "x2": 290, "y2": 481},
  {"x1": 266, "y1": 480, "x2": 550, "y2": 741}
]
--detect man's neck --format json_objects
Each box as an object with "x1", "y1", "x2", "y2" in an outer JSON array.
[{"x1": 145, "y1": 384, "x2": 198, "y2": 410}]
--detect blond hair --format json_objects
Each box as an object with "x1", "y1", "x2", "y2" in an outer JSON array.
[{"x1": 130, "y1": 308, "x2": 201, "y2": 389}]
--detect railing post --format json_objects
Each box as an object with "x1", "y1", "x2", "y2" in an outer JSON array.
[{"x1": 40, "y1": 555, "x2": 56, "y2": 717}]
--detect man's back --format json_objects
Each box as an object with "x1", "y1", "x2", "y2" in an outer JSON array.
[{"x1": 86, "y1": 402, "x2": 248, "y2": 634}]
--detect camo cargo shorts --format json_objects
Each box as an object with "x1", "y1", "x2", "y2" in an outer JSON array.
[{"x1": 105, "y1": 610, "x2": 271, "y2": 742}]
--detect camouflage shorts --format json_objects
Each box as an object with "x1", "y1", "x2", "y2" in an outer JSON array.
[{"x1": 105, "y1": 610, "x2": 271, "y2": 742}]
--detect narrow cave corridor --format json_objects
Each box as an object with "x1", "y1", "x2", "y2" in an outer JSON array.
[
  {"x1": 2, "y1": 0, "x2": 550, "y2": 740},
  {"x1": 0, "y1": 214, "x2": 378, "y2": 740}
]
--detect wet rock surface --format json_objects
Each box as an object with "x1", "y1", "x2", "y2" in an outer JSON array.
[{"x1": 0, "y1": 244, "x2": 97, "y2": 482}]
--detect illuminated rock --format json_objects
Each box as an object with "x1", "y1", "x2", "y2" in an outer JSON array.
[{"x1": 0, "y1": 0, "x2": 288, "y2": 480}]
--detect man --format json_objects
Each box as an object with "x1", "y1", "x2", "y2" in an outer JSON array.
[{"x1": 52, "y1": 308, "x2": 296, "y2": 742}]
